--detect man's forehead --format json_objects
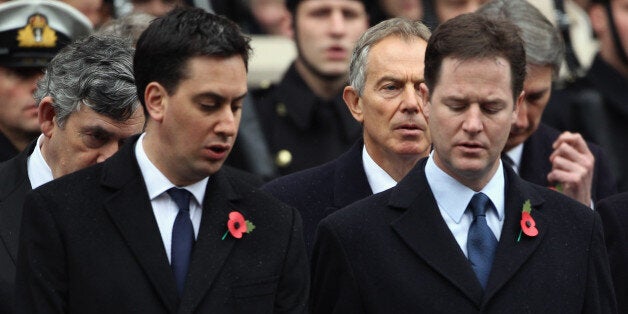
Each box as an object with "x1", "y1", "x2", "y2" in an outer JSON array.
[{"x1": 292, "y1": 0, "x2": 367, "y2": 11}]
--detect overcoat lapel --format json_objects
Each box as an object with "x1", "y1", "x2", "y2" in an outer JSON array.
[
  {"x1": 0, "y1": 142, "x2": 36, "y2": 263},
  {"x1": 389, "y1": 162, "x2": 484, "y2": 305},
  {"x1": 484, "y1": 168, "x2": 547, "y2": 302},
  {"x1": 331, "y1": 139, "x2": 372, "y2": 211},
  {"x1": 179, "y1": 170, "x2": 240, "y2": 313},
  {"x1": 102, "y1": 136, "x2": 179, "y2": 313}
]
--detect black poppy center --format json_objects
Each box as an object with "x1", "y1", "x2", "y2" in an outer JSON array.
[
  {"x1": 525, "y1": 221, "x2": 531, "y2": 228},
  {"x1": 234, "y1": 222, "x2": 241, "y2": 229}
]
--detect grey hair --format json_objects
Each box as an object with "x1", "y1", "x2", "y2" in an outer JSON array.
[
  {"x1": 477, "y1": 0, "x2": 565, "y2": 76},
  {"x1": 34, "y1": 34, "x2": 139, "y2": 127},
  {"x1": 349, "y1": 17, "x2": 431, "y2": 96},
  {"x1": 97, "y1": 12, "x2": 156, "y2": 46}
]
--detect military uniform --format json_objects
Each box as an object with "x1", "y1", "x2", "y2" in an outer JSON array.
[
  {"x1": 229, "y1": 63, "x2": 362, "y2": 178},
  {"x1": 543, "y1": 54, "x2": 628, "y2": 192},
  {"x1": 0, "y1": 132, "x2": 19, "y2": 162}
]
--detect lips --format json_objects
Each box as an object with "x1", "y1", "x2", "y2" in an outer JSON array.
[
  {"x1": 204, "y1": 143, "x2": 231, "y2": 160},
  {"x1": 326, "y1": 46, "x2": 347, "y2": 60},
  {"x1": 456, "y1": 141, "x2": 486, "y2": 153}
]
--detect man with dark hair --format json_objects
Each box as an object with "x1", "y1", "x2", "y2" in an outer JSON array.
[
  {"x1": 0, "y1": 33, "x2": 144, "y2": 314},
  {"x1": 311, "y1": 13, "x2": 615, "y2": 312},
  {"x1": 0, "y1": 0, "x2": 92, "y2": 162},
  {"x1": 263, "y1": 17, "x2": 432, "y2": 255},
  {"x1": 15, "y1": 8, "x2": 309, "y2": 313},
  {"x1": 228, "y1": 0, "x2": 369, "y2": 178}
]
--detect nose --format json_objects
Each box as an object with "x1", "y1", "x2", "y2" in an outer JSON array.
[
  {"x1": 512, "y1": 101, "x2": 529, "y2": 131},
  {"x1": 462, "y1": 105, "x2": 484, "y2": 134},
  {"x1": 329, "y1": 10, "x2": 347, "y2": 36},
  {"x1": 400, "y1": 85, "x2": 420, "y2": 114},
  {"x1": 215, "y1": 106, "x2": 238, "y2": 138}
]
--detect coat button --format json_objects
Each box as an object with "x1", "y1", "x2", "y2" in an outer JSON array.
[
  {"x1": 275, "y1": 102, "x2": 287, "y2": 117},
  {"x1": 275, "y1": 149, "x2": 292, "y2": 168}
]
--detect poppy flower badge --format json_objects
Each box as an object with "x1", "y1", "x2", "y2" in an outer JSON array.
[
  {"x1": 517, "y1": 199, "x2": 538, "y2": 242},
  {"x1": 549, "y1": 183, "x2": 563, "y2": 193},
  {"x1": 222, "y1": 211, "x2": 255, "y2": 240}
]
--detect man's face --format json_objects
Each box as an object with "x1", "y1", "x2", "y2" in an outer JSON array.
[
  {"x1": 45, "y1": 104, "x2": 145, "y2": 178},
  {"x1": 379, "y1": 0, "x2": 422, "y2": 20},
  {"x1": 132, "y1": 0, "x2": 180, "y2": 16},
  {"x1": 295, "y1": 0, "x2": 368, "y2": 79},
  {"x1": 348, "y1": 36, "x2": 430, "y2": 166},
  {"x1": 505, "y1": 64, "x2": 553, "y2": 151},
  {"x1": 422, "y1": 57, "x2": 520, "y2": 188},
  {"x1": 435, "y1": 0, "x2": 488, "y2": 23},
  {"x1": 156, "y1": 55, "x2": 247, "y2": 185},
  {"x1": 0, "y1": 67, "x2": 42, "y2": 139},
  {"x1": 591, "y1": 0, "x2": 628, "y2": 74}
]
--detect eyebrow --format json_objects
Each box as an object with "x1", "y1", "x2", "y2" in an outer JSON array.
[
  {"x1": 194, "y1": 91, "x2": 248, "y2": 104},
  {"x1": 375, "y1": 75, "x2": 424, "y2": 86}
]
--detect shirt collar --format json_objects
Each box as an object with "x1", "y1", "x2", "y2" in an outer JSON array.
[
  {"x1": 135, "y1": 133, "x2": 208, "y2": 206},
  {"x1": 27, "y1": 134, "x2": 54, "y2": 189},
  {"x1": 425, "y1": 152, "x2": 505, "y2": 223},
  {"x1": 504, "y1": 143, "x2": 524, "y2": 174},
  {"x1": 362, "y1": 144, "x2": 397, "y2": 194}
]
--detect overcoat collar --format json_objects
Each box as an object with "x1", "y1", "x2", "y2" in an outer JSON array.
[
  {"x1": 389, "y1": 158, "x2": 548, "y2": 306},
  {"x1": 101, "y1": 135, "x2": 243, "y2": 312}
]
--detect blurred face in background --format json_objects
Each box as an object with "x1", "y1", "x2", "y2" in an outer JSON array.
[
  {"x1": 379, "y1": 0, "x2": 422, "y2": 20},
  {"x1": 132, "y1": 0, "x2": 181, "y2": 17},
  {"x1": 0, "y1": 67, "x2": 42, "y2": 146},
  {"x1": 294, "y1": 0, "x2": 369, "y2": 79},
  {"x1": 435, "y1": 0, "x2": 487, "y2": 23}
]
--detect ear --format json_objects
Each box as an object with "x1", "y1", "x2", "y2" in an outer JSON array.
[
  {"x1": 343, "y1": 86, "x2": 364, "y2": 123},
  {"x1": 513, "y1": 90, "x2": 525, "y2": 123},
  {"x1": 38, "y1": 96, "x2": 57, "y2": 137},
  {"x1": 144, "y1": 82, "x2": 168, "y2": 123},
  {"x1": 419, "y1": 83, "x2": 431, "y2": 120},
  {"x1": 589, "y1": 4, "x2": 608, "y2": 37}
]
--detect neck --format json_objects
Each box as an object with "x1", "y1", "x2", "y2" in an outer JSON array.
[
  {"x1": 294, "y1": 58, "x2": 347, "y2": 100},
  {"x1": 39, "y1": 135, "x2": 62, "y2": 179},
  {"x1": 0, "y1": 126, "x2": 37, "y2": 152}
]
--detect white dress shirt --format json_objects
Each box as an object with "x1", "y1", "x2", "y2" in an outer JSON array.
[
  {"x1": 27, "y1": 135, "x2": 54, "y2": 189},
  {"x1": 135, "y1": 133, "x2": 207, "y2": 263},
  {"x1": 425, "y1": 153, "x2": 506, "y2": 257},
  {"x1": 504, "y1": 143, "x2": 524, "y2": 174},
  {"x1": 362, "y1": 145, "x2": 398, "y2": 194}
]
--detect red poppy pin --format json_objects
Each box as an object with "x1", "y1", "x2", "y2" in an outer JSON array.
[
  {"x1": 222, "y1": 211, "x2": 255, "y2": 240},
  {"x1": 517, "y1": 199, "x2": 538, "y2": 242},
  {"x1": 549, "y1": 183, "x2": 563, "y2": 193}
]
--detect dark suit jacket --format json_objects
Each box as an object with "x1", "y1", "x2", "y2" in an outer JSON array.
[
  {"x1": 15, "y1": 136, "x2": 309, "y2": 314},
  {"x1": 0, "y1": 141, "x2": 36, "y2": 314},
  {"x1": 596, "y1": 193, "x2": 628, "y2": 314},
  {"x1": 312, "y1": 158, "x2": 616, "y2": 313},
  {"x1": 519, "y1": 124, "x2": 617, "y2": 202},
  {"x1": 262, "y1": 140, "x2": 372, "y2": 256}
]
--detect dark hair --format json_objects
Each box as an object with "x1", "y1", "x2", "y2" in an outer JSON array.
[
  {"x1": 424, "y1": 13, "x2": 526, "y2": 101},
  {"x1": 134, "y1": 7, "x2": 251, "y2": 107}
]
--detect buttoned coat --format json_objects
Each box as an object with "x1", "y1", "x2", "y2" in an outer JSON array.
[
  {"x1": 311, "y1": 159, "x2": 616, "y2": 313},
  {"x1": 15, "y1": 136, "x2": 309, "y2": 314},
  {"x1": 262, "y1": 140, "x2": 372, "y2": 256}
]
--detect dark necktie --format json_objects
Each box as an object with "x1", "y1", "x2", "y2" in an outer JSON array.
[
  {"x1": 168, "y1": 187, "x2": 194, "y2": 296},
  {"x1": 467, "y1": 192, "x2": 497, "y2": 289}
]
